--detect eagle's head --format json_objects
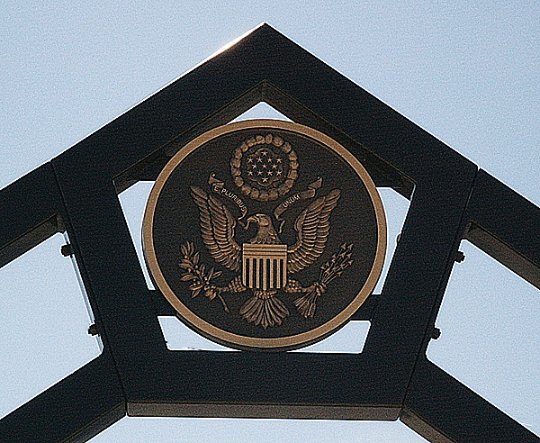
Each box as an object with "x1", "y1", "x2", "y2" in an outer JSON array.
[
  {"x1": 246, "y1": 213, "x2": 272, "y2": 227},
  {"x1": 245, "y1": 213, "x2": 281, "y2": 244}
]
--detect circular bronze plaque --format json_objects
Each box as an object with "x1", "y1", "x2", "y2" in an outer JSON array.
[{"x1": 143, "y1": 120, "x2": 386, "y2": 351}]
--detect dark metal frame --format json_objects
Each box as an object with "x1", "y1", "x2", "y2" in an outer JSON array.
[{"x1": 0, "y1": 25, "x2": 538, "y2": 442}]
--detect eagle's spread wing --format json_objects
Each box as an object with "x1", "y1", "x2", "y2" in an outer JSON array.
[
  {"x1": 190, "y1": 186, "x2": 241, "y2": 272},
  {"x1": 287, "y1": 189, "x2": 341, "y2": 274}
]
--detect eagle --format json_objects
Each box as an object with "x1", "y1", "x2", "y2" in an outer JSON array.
[{"x1": 190, "y1": 186, "x2": 341, "y2": 328}]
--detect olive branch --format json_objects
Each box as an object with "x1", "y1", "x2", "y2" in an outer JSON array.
[{"x1": 179, "y1": 242, "x2": 230, "y2": 313}]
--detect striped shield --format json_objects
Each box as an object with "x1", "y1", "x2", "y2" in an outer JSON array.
[{"x1": 242, "y1": 244, "x2": 288, "y2": 290}]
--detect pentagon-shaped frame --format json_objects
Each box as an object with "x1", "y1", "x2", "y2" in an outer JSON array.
[{"x1": 0, "y1": 25, "x2": 538, "y2": 442}]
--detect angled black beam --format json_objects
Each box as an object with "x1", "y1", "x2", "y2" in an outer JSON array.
[
  {"x1": 262, "y1": 83, "x2": 411, "y2": 195},
  {"x1": 350, "y1": 294, "x2": 380, "y2": 321},
  {"x1": 466, "y1": 170, "x2": 540, "y2": 289},
  {"x1": 0, "y1": 354, "x2": 125, "y2": 443},
  {"x1": 252, "y1": 27, "x2": 474, "y2": 182},
  {"x1": 54, "y1": 50, "x2": 267, "y2": 182},
  {"x1": 401, "y1": 359, "x2": 539, "y2": 443},
  {"x1": 0, "y1": 164, "x2": 63, "y2": 268}
]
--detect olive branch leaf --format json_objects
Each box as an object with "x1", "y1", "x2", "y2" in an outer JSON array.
[{"x1": 179, "y1": 242, "x2": 229, "y2": 313}]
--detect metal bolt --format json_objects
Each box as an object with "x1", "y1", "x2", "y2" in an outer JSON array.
[
  {"x1": 61, "y1": 244, "x2": 74, "y2": 257},
  {"x1": 431, "y1": 327, "x2": 441, "y2": 340},
  {"x1": 88, "y1": 324, "x2": 99, "y2": 336},
  {"x1": 455, "y1": 251, "x2": 465, "y2": 263}
]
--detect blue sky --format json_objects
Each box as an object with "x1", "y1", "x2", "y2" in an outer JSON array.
[{"x1": 1, "y1": 2, "x2": 538, "y2": 441}]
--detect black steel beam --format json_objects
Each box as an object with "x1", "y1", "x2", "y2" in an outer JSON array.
[
  {"x1": 466, "y1": 170, "x2": 540, "y2": 288},
  {"x1": 49, "y1": 172, "x2": 168, "y2": 401},
  {"x1": 401, "y1": 359, "x2": 539, "y2": 443},
  {"x1": 0, "y1": 354, "x2": 125, "y2": 443},
  {"x1": 128, "y1": 351, "x2": 398, "y2": 420},
  {"x1": 0, "y1": 164, "x2": 63, "y2": 268}
]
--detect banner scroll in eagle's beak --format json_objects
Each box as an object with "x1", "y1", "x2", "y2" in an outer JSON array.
[
  {"x1": 208, "y1": 173, "x2": 248, "y2": 221},
  {"x1": 273, "y1": 177, "x2": 323, "y2": 232}
]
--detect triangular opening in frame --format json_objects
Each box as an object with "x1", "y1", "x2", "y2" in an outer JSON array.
[
  {"x1": 0, "y1": 232, "x2": 101, "y2": 419},
  {"x1": 231, "y1": 102, "x2": 292, "y2": 123},
  {"x1": 428, "y1": 240, "x2": 540, "y2": 435}
]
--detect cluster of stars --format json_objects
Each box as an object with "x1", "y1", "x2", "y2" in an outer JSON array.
[{"x1": 246, "y1": 149, "x2": 284, "y2": 185}]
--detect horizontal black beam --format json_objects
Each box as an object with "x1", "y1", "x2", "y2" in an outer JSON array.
[{"x1": 127, "y1": 350, "x2": 400, "y2": 420}]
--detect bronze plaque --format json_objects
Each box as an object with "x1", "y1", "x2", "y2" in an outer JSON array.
[{"x1": 143, "y1": 120, "x2": 386, "y2": 351}]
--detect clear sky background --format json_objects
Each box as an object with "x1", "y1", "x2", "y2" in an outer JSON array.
[{"x1": 1, "y1": 2, "x2": 538, "y2": 442}]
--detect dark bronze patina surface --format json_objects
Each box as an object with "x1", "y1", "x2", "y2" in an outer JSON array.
[{"x1": 143, "y1": 120, "x2": 386, "y2": 351}]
